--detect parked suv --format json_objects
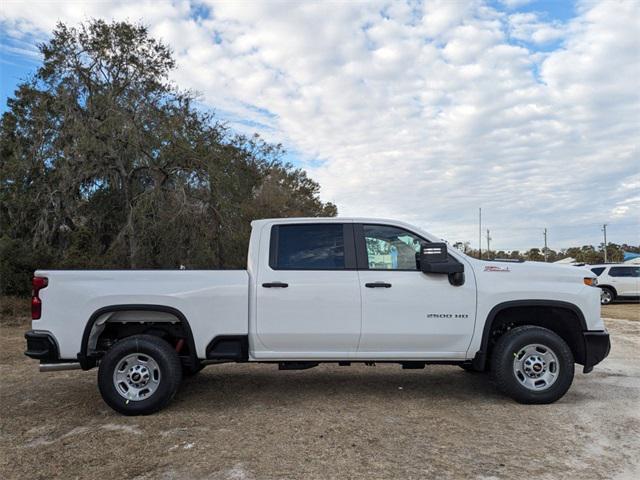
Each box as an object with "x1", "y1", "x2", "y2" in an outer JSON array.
[{"x1": 589, "y1": 264, "x2": 640, "y2": 304}]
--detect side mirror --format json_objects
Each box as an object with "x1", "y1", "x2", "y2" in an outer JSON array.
[{"x1": 420, "y1": 243, "x2": 464, "y2": 275}]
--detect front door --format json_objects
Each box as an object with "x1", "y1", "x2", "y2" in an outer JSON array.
[
  {"x1": 356, "y1": 224, "x2": 476, "y2": 359},
  {"x1": 255, "y1": 222, "x2": 361, "y2": 359}
]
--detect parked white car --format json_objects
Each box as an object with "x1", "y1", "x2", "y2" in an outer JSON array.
[
  {"x1": 589, "y1": 264, "x2": 640, "y2": 304},
  {"x1": 25, "y1": 217, "x2": 610, "y2": 415}
]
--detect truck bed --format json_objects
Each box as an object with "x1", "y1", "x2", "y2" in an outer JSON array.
[{"x1": 33, "y1": 270, "x2": 249, "y2": 359}]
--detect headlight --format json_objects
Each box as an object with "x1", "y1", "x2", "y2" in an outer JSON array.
[{"x1": 583, "y1": 277, "x2": 598, "y2": 287}]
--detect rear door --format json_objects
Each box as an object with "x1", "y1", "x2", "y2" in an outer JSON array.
[
  {"x1": 355, "y1": 223, "x2": 476, "y2": 359},
  {"x1": 255, "y1": 222, "x2": 361, "y2": 358}
]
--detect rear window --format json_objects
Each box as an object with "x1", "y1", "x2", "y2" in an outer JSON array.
[
  {"x1": 590, "y1": 267, "x2": 606, "y2": 276},
  {"x1": 609, "y1": 266, "x2": 639, "y2": 277},
  {"x1": 270, "y1": 224, "x2": 345, "y2": 270}
]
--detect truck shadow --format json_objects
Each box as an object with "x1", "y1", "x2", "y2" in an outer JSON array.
[{"x1": 174, "y1": 365, "x2": 506, "y2": 410}]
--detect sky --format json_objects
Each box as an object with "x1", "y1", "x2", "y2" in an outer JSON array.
[{"x1": 1, "y1": 0, "x2": 638, "y2": 251}]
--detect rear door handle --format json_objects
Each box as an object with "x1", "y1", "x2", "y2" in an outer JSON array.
[
  {"x1": 365, "y1": 282, "x2": 392, "y2": 288},
  {"x1": 262, "y1": 282, "x2": 289, "y2": 288}
]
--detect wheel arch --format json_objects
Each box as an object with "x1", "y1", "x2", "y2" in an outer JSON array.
[
  {"x1": 598, "y1": 284, "x2": 617, "y2": 296},
  {"x1": 78, "y1": 304, "x2": 197, "y2": 370},
  {"x1": 473, "y1": 300, "x2": 588, "y2": 371}
]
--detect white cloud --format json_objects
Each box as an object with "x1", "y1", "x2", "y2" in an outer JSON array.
[
  {"x1": 1, "y1": 0, "x2": 638, "y2": 249},
  {"x1": 508, "y1": 12, "x2": 565, "y2": 44}
]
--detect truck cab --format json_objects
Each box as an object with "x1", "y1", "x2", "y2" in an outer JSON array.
[
  {"x1": 25, "y1": 217, "x2": 611, "y2": 415},
  {"x1": 249, "y1": 219, "x2": 477, "y2": 360}
]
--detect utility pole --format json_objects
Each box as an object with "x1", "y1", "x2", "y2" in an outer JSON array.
[
  {"x1": 478, "y1": 208, "x2": 482, "y2": 260},
  {"x1": 543, "y1": 228, "x2": 548, "y2": 262},
  {"x1": 602, "y1": 224, "x2": 608, "y2": 263},
  {"x1": 486, "y1": 229, "x2": 491, "y2": 257}
]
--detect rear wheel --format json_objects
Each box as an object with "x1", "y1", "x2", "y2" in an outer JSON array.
[
  {"x1": 491, "y1": 326, "x2": 574, "y2": 404},
  {"x1": 98, "y1": 334, "x2": 182, "y2": 415},
  {"x1": 600, "y1": 287, "x2": 615, "y2": 305}
]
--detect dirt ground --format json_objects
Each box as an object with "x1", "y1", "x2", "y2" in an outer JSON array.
[
  {"x1": 1, "y1": 303, "x2": 639, "y2": 479},
  {"x1": 601, "y1": 301, "x2": 640, "y2": 321}
]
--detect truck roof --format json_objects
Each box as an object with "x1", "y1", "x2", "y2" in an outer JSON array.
[
  {"x1": 251, "y1": 217, "x2": 415, "y2": 226},
  {"x1": 250, "y1": 217, "x2": 441, "y2": 243}
]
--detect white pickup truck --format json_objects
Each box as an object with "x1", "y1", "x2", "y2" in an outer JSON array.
[{"x1": 25, "y1": 217, "x2": 610, "y2": 415}]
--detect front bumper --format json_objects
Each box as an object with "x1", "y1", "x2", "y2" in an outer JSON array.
[
  {"x1": 582, "y1": 330, "x2": 611, "y2": 373},
  {"x1": 24, "y1": 330, "x2": 59, "y2": 362}
]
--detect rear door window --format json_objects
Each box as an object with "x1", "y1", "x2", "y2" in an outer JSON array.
[
  {"x1": 270, "y1": 224, "x2": 348, "y2": 270},
  {"x1": 609, "y1": 267, "x2": 635, "y2": 277}
]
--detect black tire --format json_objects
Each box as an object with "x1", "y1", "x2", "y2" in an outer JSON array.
[
  {"x1": 599, "y1": 287, "x2": 615, "y2": 305},
  {"x1": 490, "y1": 326, "x2": 574, "y2": 404},
  {"x1": 98, "y1": 334, "x2": 183, "y2": 415}
]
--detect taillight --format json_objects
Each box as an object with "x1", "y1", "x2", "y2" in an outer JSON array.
[{"x1": 31, "y1": 276, "x2": 48, "y2": 320}]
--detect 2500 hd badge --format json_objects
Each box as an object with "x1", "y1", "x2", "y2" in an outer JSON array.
[{"x1": 427, "y1": 313, "x2": 470, "y2": 319}]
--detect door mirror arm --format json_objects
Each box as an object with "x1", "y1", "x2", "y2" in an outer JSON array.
[{"x1": 448, "y1": 271, "x2": 465, "y2": 287}]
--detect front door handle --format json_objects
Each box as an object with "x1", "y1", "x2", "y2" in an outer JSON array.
[
  {"x1": 365, "y1": 282, "x2": 392, "y2": 288},
  {"x1": 262, "y1": 282, "x2": 289, "y2": 288}
]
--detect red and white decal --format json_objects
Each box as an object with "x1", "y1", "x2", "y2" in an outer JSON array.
[{"x1": 484, "y1": 265, "x2": 511, "y2": 272}]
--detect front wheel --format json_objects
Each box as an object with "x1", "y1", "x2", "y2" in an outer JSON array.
[
  {"x1": 490, "y1": 326, "x2": 574, "y2": 404},
  {"x1": 600, "y1": 287, "x2": 615, "y2": 305},
  {"x1": 98, "y1": 334, "x2": 183, "y2": 415}
]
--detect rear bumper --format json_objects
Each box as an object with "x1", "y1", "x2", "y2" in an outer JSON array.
[
  {"x1": 582, "y1": 330, "x2": 611, "y2": 373},
  {"x1": 24, "y1": 330, "x2": 59, "y2": 362}
]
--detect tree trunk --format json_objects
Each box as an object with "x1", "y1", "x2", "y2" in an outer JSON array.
[
  {"x1": 125, "y1": 201, "x2": 138, "y2": 269},
  {"x1": 119, "y1": 168, "x2": 137, "y2": 269}
]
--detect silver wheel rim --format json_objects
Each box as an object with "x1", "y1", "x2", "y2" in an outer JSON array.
[
  {"x1": 512, "y1": 343, "x2": 559, "y2": 391},
  {"x1": 113, "y1": 353, "x2": 161, "y2": 401},
  {"x1": 601, "y1": 290, "x2": 612, "y2": 304}
]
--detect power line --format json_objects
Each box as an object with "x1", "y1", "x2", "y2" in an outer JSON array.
[{"x1": 497, "y1": 220, "x2": 638, "y2": 232}]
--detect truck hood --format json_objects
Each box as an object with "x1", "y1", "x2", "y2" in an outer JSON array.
[
  {"x1": 473, "y1": 260, "x2": 593, "y2": 280},
  {"x1": 467, "y1": 258, "x2": 603, "y2": 331}
]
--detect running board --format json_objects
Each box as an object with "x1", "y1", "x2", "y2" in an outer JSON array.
[{"x1": 40, "y1": 362, "x2": 82, "y2": 372}]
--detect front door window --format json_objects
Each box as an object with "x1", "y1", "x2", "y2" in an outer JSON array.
[{"x1": 363, "y1": 224, "x2": 424, "y2": 270}]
